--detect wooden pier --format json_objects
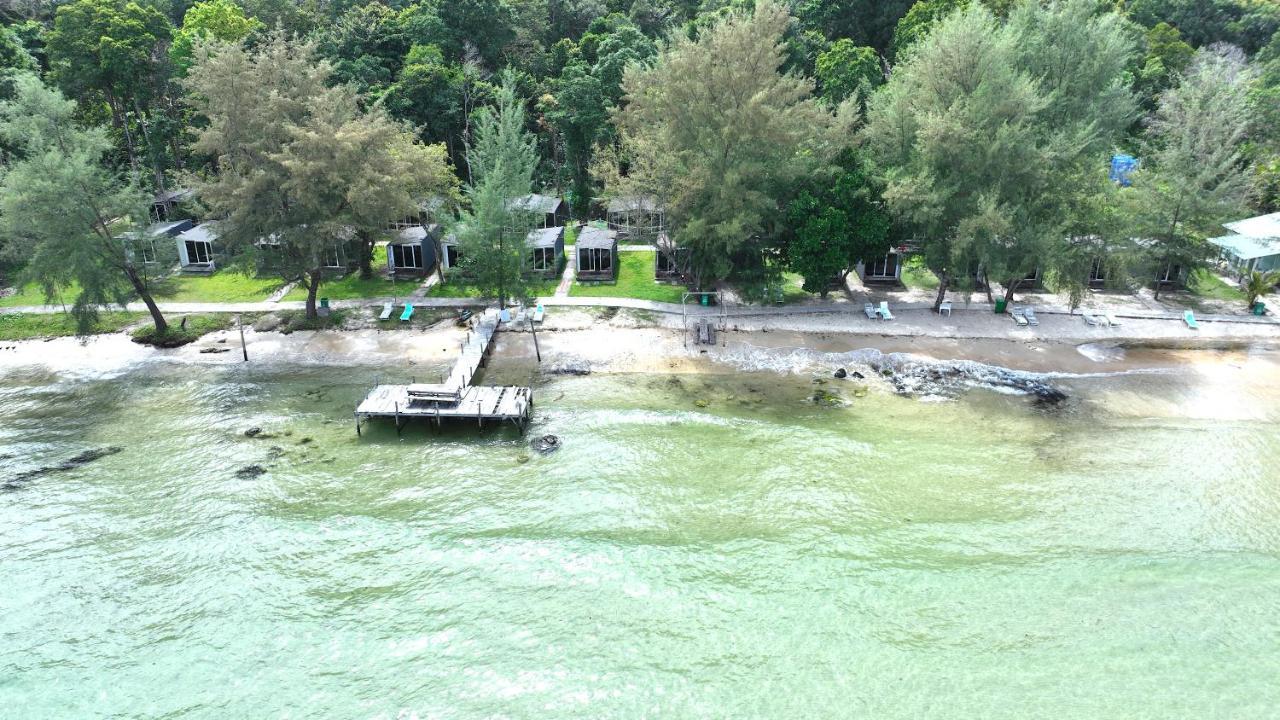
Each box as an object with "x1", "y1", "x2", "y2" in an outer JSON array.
[{"x1": 354, "y1": 308, "x2": 533, "y2": 434}]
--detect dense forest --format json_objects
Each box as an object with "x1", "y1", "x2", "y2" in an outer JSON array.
[{"x1": 1, "y1": 0, "x2": 1279, "y2": 329}]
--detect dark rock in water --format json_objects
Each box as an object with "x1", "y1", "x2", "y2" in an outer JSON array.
[
  {"x1": 1030, "y1": 384, "x2": 1069, "y2": 405},
  {"x1": 549, "y1": 362, "x2": 591, "y2": 376},
  {"x1": 852, "y1": 371, "x2": 865, "y2": 380},
  {"x1": 834, "y1": 368, "x2": 847, "y2": 379},
  {"x1": 235, "y1": 464, "x2": 267, "y2": 479},
  {"x1": 199, "y1": 347, "x2": 231, "y2": 354},
  {"x1": 532, "y1": 434, "x2": 561, "y2": 454},
  {"x1": 4, "y1": 446, "x2": 123, "y2": 490},
  {"x1": 298, "y1": 437, "x2": 313, "y2": 445},
  {"x1": 244, "y1": 427, "x2": 263, "y2": 438}
]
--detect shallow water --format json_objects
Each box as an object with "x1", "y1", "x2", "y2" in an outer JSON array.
[{"x1": 3, "y1": 345, "x2": 1280, "y2": 718}]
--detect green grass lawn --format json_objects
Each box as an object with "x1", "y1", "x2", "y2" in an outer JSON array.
[
  {"x1": 564, "y1": 225, "x2": 578, "y2": 247},
  {"x1": 571, "y1": 251, "x2": 687, "y2": 303},
  {"x1": 152, "y1": 271, "x2": 284, "y2": 303},
  {"x1": 0, "y1": 281, "x2": 84, "y2": 308},
  {"x1": 283, "y1": 247, "x2": 409, "y2": 301},
  {"x1": 0, "y1": 311, "x2": 144, "y2": 340},
  {"x1": 901, "y1": 256, "x2": 939, "y2": 290},
  {"x1": 1186, "y1": 268, "x2": 1245, "y2": 302}
]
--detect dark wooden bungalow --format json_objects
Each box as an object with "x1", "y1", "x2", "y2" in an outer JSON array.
[
  {"x1": 525, "y1": 226, "x2": 565, "y2": 276},
  {"x1": 387, "y1": 224, "x2": 440, "y2": 277},
  {"x1": 509, "y1": 194, "x2": 569, "y2": 229},
  {"x1": 607, "y1": 195, "x2": 665, "y2": 242},
  {"x1": 576, "y1": 226, "x2": 618, "y2": 281}
]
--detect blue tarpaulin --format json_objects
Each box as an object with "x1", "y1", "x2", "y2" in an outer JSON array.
[{"x1": 1110, "y1": 154, "x2": 1139, "y2": 186}]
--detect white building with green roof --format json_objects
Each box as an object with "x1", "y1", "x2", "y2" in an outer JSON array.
[{"x1": 1210, "y1": 212, "x2": 1280, "y2": 278}]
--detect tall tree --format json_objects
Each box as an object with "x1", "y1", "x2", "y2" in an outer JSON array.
[
  {"x1": 1126, "y1": 47, "x2": 1256, "y2": 299},
  {"x1": 544, "y1": 62, "x2": 608, "y2": 216},
  {"x1": 866, "y1": 3, "x2": 1047, "y2": 310},
  {"x1": 455, "y1": 71, "x2": 538, "y2": 308},
  {"x1": 169, "y1": 0, "x2": 261, "y2": 76},
  {"x1": 45, "y1": 0, "x2": 174, "y2": 181},
  {"x1": 979, "y1": 0, "x2": 1139, "y2": 304},
  {"x1": 184, "y1": 32, "x2": 456, "y2": 318},
  {"x1": 609, "y1": 0, "x2": 842, "y2": 287},
  {"x1": 784, "y1": 151, "x2": 891, "y2": 297},
  {"x1": 814, "y1": 39, "x2": 881, "y2": 105},
  {"x1": 0, "y1": 74, "x2": 170, "y2": 333}
]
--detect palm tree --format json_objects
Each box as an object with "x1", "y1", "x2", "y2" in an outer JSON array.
[{"x1": 1244, "y1": 269, "x2": 1280, "y2": 309}]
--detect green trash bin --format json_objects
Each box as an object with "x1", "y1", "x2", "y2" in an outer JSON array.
[
  {"x1": 320, "y1": 297, "x2": 330, "y2": 310},
  {"x1": 1253, "y1": 301, "x2": 1266, "y2": 316},
  {"x1": 700, "y1": 294, "x2": 709, "y2": 307},
  {"x1": 994, "y1": 298, "x2": 1007, "y2": 314}
]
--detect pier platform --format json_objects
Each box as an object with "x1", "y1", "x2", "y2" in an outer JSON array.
[{"x1": 354, "y1": 308, "x2": 533, "y2": 434}]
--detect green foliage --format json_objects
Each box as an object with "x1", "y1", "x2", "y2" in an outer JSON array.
[
  {"x1": 611, "y1": 0, "x2": 843, "y2": 286},
  {"x1": 130, "y1": 312, "x2": 234, "y2": 346},
  {"x1": 1243, "y1": 269, "x2": 1279, "y2": 307},
  {"x1": 170, "y1": 0, "x2": 261, "y2": 75},
  {"x1": 1125, "y1": 48, "x2": 1255, "y2": 296},
  {"x1": 152, "y1": 272, "x2": 283, "y2": 303},
  {"x1": 0, "y1": 74, "x2": 168, "y2": 333},
  {"x1": 0, "y1": 28, "x2": 37, "y2": 98},
  {"x1": 1136, "y1": 22, "x2": 1195, "y2": 109},
  {"x1": 455, "y1": 71, "x2": 539, "y2": 307},
  {"x1": 784, "y1": 152, "x2": 890, "y2": 296},
  {"x1": 891, "y1": 0, "x2": 968, "y2": 59},
  {"x1": 794, "y1": 0, "x2": 915, "y2": 54},
  {"x1": 184, "y1": 31, "x2": 457, "y2": 317},
  {"x1": 814, "y1": 40, "x2": 881, "y2": 105},
  {"x1": 1127, "y1": 0, "x2": 1278, "y2": 53},
  {"x1": 546, "y1": 63, "x2": 609, "y2": 216}
]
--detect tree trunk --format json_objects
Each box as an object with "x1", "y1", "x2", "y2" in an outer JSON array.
[
  {"x1": 357, "y1": 229, "x2": 374, "y2": 280},
  {"x1": 125, "y1": 265, "x2": 168, "y2": 334},
  {"x1": 932, "y1": 272, "x2": 950, "y2": 312},
  {"x1": 305, "y1": 270, "x2": 321, "y2": 319},
  {"x1": 106, "y1": 90, "x2": 139, "y2": 173},
  {"x1": 1003, "y1": 279, "x2": 1018, "y2": 305}
]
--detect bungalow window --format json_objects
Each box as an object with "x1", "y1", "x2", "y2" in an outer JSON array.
[
  {"x1": 391, "y1": 243, "x2": 423, "y2": 269},
  {"x1": 579, "y1": 248, "x2": 612, "y2": 273},
  {"x1": 138, "y1": 238, "x2": 157, "y2": 264},
  {"x1": 1089, "y1": 258, "x2": 1107, "y2": 283},
  {"x1": 1157, "y1": 263, "x2": 1181, "y2": 284},
  {"x1": 868, "y1": 253, "x2": 899, "y2": 278},
  {"x1": 322, "y1": 247, "x2": 343, "y2": 269},
  {"x1": 185, "y1": 239, "x2": 212, "y2": 264},
  {"x1": 531, "y1": 247, "x2": 557, "y2": 271}
]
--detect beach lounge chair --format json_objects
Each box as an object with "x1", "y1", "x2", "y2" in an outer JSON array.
[
  {"x1": 379, "y1": 302, "x2": 393, "y2": 320},
  {"x1": 533, "y1": 304, "x2": 545, "y2": 323},
  {"x1": 1011, "y1": 307, "x2": 1029, "y2": 326},
  {"x1": 939, "y1": 301, "x2": 952, "y2": 317},
  {"x1": 878, "y1": 301, "x2": 895, "y2": 321},
  {"x1": 400, "y1": 303, "x2": 414, "y2": 322},
  {"x1": 1184, "y1": 310, "x2": 1199, "y2": 329},
  {"x1": 1105, "y1": 313, "x2": 1121, "y2": 327},
  {"x1": 864, "y1": 303, "x2": 878, "y2": 320},
  {"x1": 1082, "y1": 312, "x2": 1099, "y2": 326},
  {"x1": 1024, "y1": 307, "x2": 1039, "y2": 326}
]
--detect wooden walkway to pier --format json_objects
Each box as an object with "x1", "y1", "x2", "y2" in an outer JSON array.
[{"x1": 354, "y1": 308, "x2": 533, "y2": 434}]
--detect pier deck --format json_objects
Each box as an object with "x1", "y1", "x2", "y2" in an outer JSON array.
[{"x1": 354, "y1": 308, "x2": 533, "y2": 434}]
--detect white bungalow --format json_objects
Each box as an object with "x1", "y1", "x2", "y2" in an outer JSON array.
[
  {"x1": 176, "y1": 222, "x2": 219, "y2": 273},
  {"x1": 1211, "y1": 212, "x2": 1280, "y2": 279}
]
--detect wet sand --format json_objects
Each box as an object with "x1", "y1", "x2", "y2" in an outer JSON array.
[{"x1": 2, "y1": 317, "x2": 1277, "y2": 382}]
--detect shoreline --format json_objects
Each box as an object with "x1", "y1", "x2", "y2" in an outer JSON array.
[{"x1": 2, "y1": 308, "x2": 1276, "y2": 381}]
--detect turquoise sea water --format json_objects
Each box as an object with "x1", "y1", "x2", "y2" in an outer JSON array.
[{"x1": 2, "y1": 345, "x2": 1279, "y2": 718}]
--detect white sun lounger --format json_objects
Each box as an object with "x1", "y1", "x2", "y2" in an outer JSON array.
[
  {"x1": 864, "y1": 303, "x2": 878, "y2": 320},
  {"x1": 1105, "y1": 313, "x2": 1121, "y2": 327},
  {"x1": 1011, "y1": 307, "x2": 1029, "y2": 326},
  {"x1": 878, "y1": 301, "x2": 895, "y2": 321},
  {"x1": 1024, "y1": 307, "x2": 1039, "y2": 326},
  {"x1": 378, "y1": 302, "x2": 393, "y2": 320},
  {"x1": 533, "y1": 304, "x2": 545, "y2": 323},
  {"x1": 1082, "y1": 312, "x2": 1099, "y2": 326}
]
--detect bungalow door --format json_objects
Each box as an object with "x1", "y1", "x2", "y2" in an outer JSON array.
[{"x1": 391, "y1": 243, "x2": 422, "y2": 270}]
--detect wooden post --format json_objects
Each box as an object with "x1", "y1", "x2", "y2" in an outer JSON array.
[
  {"x1": 355, "y1": 413, "x2": 361, "y2": 437},
  {"x1": 395, "y1": 401, "x2": 403, "y2": 436},
  {"x1": 237, "y1": 314, "x2": 248, "y2": 362},
  {"x1": 529, "y1": 316, "x2": 541, "y2": 362}
]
